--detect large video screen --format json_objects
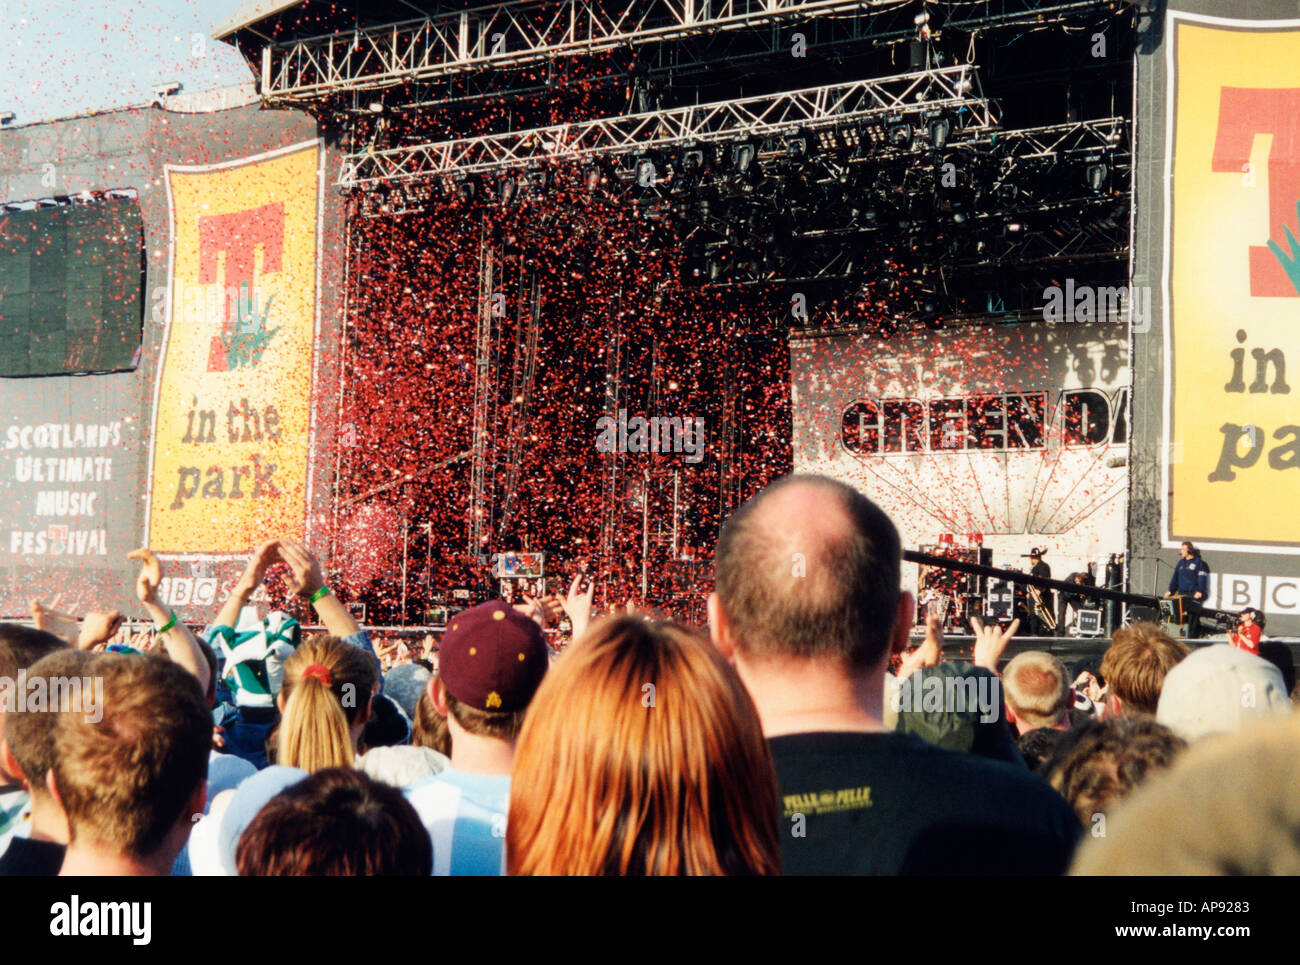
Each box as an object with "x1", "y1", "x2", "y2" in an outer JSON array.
[{"x1": 0, "y1": 195, "x2": 144, "y2": 377}]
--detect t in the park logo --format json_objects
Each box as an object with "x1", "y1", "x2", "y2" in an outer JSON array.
[{"x1": 199, "y1": 203, "x2": 285, "y2": 372}]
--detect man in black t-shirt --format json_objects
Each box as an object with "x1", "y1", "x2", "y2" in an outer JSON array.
[{"x1": 708, "y1": 474, "x2": 1082, "y2": 875}]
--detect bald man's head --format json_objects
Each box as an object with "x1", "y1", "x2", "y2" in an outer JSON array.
[{"x1": 714, "y1": 474, "x2": 902, "y2": 668}]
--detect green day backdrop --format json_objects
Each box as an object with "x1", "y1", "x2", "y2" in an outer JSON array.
[
  {"x1": 1131, "y1": 2, "x2": 1300, "y2": 634},
  {"x1": 790, "y1": 322, "x2": 1130, "y2": 592}
]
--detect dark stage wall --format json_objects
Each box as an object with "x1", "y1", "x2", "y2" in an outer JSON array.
[{"x1": 0, "y1": 105, "x2": 345, "y2": 621}]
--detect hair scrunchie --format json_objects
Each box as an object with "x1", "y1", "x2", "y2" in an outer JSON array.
[{"x1": 301, "y1": 663, "x2": 333, "y2": 687}]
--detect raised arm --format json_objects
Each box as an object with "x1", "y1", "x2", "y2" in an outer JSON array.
[
  {"x1": 128, "y1": 548, "x2": 210, "y2": 693},
  {"x1": 278, "y1": 538, "x2": 362, "y2": 639},
  {"x1": 970, "y1": 615, "x2": 1019, "y2": 674},
  {"x1": 559, "y1": 572, "x2": 596, "y2": 645},
  {"x1": 214, "y1": 540, "x2": 281, "y2": 631}
]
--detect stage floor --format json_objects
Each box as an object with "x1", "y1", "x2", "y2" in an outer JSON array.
[{"x1": 916, "y1": 633, "x2": 1300, "y2": 669}]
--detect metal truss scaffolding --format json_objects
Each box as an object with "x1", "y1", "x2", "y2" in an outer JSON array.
[
  {"x1": 496, "y1": 272, "x2": 542, "y2": 541},
  {"x1": 339, "y1": 64, "x2": 995, "y2": 186},
  {"x1": 467, "y1": 222, "x2": 497, "y2": 556},
  {"x1": 257, "y1": 0, "x2": 1117, "y2": 105}
]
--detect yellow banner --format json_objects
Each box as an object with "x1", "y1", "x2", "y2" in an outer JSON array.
[
  {"x1": 147, "y1": 142, "x2": 319, "y2": 553},
  {"x1": 1168, "y1": 19, "x2": 1300, "y2": 547}
]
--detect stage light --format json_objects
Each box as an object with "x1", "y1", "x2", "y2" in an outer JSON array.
[
  {"x1": 582, "y1": 164, "x2": 603, "y2": 192},
  {"x1": 368, "y1": 101, "x2": 384, "y2": 113},
  {"x1": 525, "y1": 169, "x2": 548, "y2": 195},
  {"x1": 498, "y1": 175, "x2": 516, "y2": 205},
  {"x1": 784, "y1": 135, "x2": 808, "y2": 159},
  {"x1": 455, "y1": 176, "x2": 477, "y2": 202},
  {"x1": 635, "y1": 157, "x2": 657, "y2": 186},
  {"x1": 927, "y1": 115, "x2": 951, "y2": 150},
  {"x1": 1086, "y1": 162, "x2": 1109, "y2": 192},
  {"x1": 888, "y1": 120, "x2": 913, "y2": 149},
  {"x1": 952, "y1": 212, "x2": 966, "y2": 224},
  {"x1": 680, "y1": 146, "x2": 706, "y2": 173},
  {"x1": 732, "y1": 142, "x2": 756, "y2": 173},
  {"x1": 1005, "y1": 221, "x2": 1024, "y2": 233}
]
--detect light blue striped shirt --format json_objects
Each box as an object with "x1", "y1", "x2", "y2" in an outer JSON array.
[{"x1": 405, "y1": 769, "x2": 510, "y2": 876}]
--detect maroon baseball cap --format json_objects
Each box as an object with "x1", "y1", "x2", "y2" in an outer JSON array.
[{"x1": 438, "y1": 601, "x2": 548, "y2": 712}]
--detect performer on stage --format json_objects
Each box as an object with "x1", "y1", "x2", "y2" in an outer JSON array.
[
  {"x1": 1022, "y1": 548, "x2": 1054, "y2": 636},
  {"x1": 1164, "y1": 541, "x2": 1210, "y2": 639},
  {"x1": 1055, "y1": 570, "x2": 1095, "y2": 636}
]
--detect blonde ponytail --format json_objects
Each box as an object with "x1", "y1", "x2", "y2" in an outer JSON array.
[
  {"x1": 279, "y1": 673, "x2": 355, "y2": 771},
  {"x1": 277, "y1": 636, "x2": 379, "y2": 772}
]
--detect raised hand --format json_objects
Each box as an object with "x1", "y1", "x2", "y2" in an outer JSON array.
[
  {"x1": 970, "y1": 615, "x2": 1019, "y2": 672},
  {"x1": 515, "y1": 594, "x2": 548, "y2": 629},
  {"x1": 278, "y1": 539, "x2": 325, "y2": 599},
  {"x1": 237, "y1": 540, "x2": 282, "y2": 596},
  {"x1": 30, "y1": 599, "x2": 80, "y2": 647},
  {"x1": 127, "y1": 547, "x2": 163, "y2": 605},
  {"x1": 897, "y1": 611, "x2": 944, "y2": 681},
  {"x1": 79, "y1": 609, "x2": 125, "y2": 651},
  {"x1": 124, "y1": 548, "x2": 211, "y2": 692},
  {"x1": 560, "y1": 572, "x2": 596, "y2": 643}
]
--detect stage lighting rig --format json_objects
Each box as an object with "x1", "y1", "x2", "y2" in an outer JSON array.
[
  {"x1": 926, "y1": 112, "x2": 951, "y2": 150},
  {"x1": 679, "y1": 145, "x2": 707, "y2": 175},
  {"x1": 888, "y1": 122, "x2": 914, "y2": 150},
  {"x1": 635, "y1": 156, "x2": 659, "y2": 187},
  {"x1": 731, "y1": 141, "x2": 758, "y2": 174}
]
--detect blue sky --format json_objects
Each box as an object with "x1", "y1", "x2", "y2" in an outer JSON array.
[{"x1": 0, "y1": 0, "x2": 257, "y2": 125}]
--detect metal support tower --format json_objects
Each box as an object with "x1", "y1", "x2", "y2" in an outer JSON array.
[
  {"x1": 467, "y1": 221, "x2": 497, "y2": 557},
  {"x1": 496, "y1": 271, "x2": 542, "y2": 540}
]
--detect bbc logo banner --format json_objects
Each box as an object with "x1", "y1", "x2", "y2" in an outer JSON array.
[{"x1": 1203, "y1": 573, "x2": 1300, "y2": 616}]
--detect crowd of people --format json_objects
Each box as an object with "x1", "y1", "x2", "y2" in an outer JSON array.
[{"x1": 2, "y1": 473, "x2": 1299, "y2": 876}]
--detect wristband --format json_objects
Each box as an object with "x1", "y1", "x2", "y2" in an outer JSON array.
[
  {"x1": 156, "y1": 611, "x2": 178, "y2": 634},
  {"x1": 308, "y1": 585, "x2": 331, "y2": 605}
]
